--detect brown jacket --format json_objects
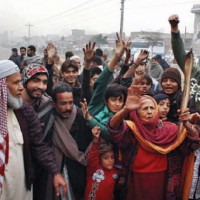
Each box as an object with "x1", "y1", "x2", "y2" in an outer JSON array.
[{"x1": 14, "y1": 102, "x2": 59, "y2": 190}]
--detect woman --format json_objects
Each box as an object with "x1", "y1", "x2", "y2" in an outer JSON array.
[{"x1": 108, "y1": 84, "x2": 198, "y2": 200}]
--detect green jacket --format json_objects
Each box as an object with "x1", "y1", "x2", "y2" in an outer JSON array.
[
  {"x1": 171, "y1": 32, "x2": 200, "y2": 85},
  {"x1": 172, "y1": 32, "x2": 200, "y2": 111},
  {"x1": 88, "y1": 66, "x2": 114, "y2": 141}
]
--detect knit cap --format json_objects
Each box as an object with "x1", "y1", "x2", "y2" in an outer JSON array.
[
  {"x1": 153, "y1": 93, "x2": 169, "y2": 104},
  {"x1": 0, "y1": 60, "x2": 19, "y2": 79},
  {"x1": 22, "y1": 63, "x2": 48, "y2": 85},
  {"x1": 161, "y1": 68, "x2": 181, "y2": 88}
]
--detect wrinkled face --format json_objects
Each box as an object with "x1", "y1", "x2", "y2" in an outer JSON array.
[
  {"x1": 20, "y1": 49, "x2": 26, "y2": 57},
  {"x1": 157, "y1": 98, "x2": 170, "y2": 119},
  {"x1": 54, "y1": 92, "x2": 73, "y2": 118},
  {"x1": 161, "y1": 78, "x2": 178, "y2": 94},
  {"x1": 138, "y1": 98, "x2": 156, "y2": 122},
  {"x1": 27, "y1": 48, "x2": 35, "y2": 57},
  {"x1": 6, "y1": 72, "x2": 23, "y2": 98},
  {"x1": 100, "y1": 151, "x2": 114, "y2": 170},
  {"x1": 6, "y1": 72, "x2": 24, "y2": 109},
  {"x1": 26, "y1": 74, "x2": 48, "y2": 99},
  {"x1": 90, "y1": 74, "x2": 100, "y2": 89},
  {"x1": 72, "y1": 58, "x2": 81, "y2": 70},
  {"x1": 106, "y1": 95, "x2": 124, "y2": 113},
  {"x1": 138, "y1": 78, "x2": 151, "y2": 95},
  {"x1": 62, "y1": 67, "x2": 78, "y2": 86}
]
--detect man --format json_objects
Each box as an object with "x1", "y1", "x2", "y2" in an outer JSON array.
[
  {"x1": 148, "y1": 56, "x2": 163, "y2": 83},
  {"x1": 70, "y1": 55, "x2": 82, "y2": 83},
  {"x1": 92, "y1": 55, "x2": 103, "y2": 70},
  {"x1": 27, "y1": 45, "x2": 36, "y2": 57},
  {"x1": 21, "y1": 63, "x2": 52, "y2": 139},
  {"x1": 21, "y1": 63, "x2": 59, "y2": 200},
  {"x1": 61, "y1": 59, "x2": 81, "y2": 107},
  {"x1": 9, "y1": 48, "x2": 21, "y2": 68},
  {"x1": 23, "y1": 45, "x2": 43, "y2": 68},
  {"x1": 42, "y1": 48, "x2": 48, "y2": 66},
  {"x1": 0, "y1": 60, "x2": 67, "y2": 200},
  {"x1": 65, "y1": 51, "x2": 74, "y2": 60},
  {"x1": 19, "y1": 47, "x2": 27, "y2": 72},
  {"x1": 46, "y1": 83, "x2": 92, "y2": 200}
]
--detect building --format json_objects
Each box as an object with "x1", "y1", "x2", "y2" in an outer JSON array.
[
  {"x1": 191, "y1": 4, "x2": 200, "y2": 55},
  {"x1": 71, "y1": 29, "x2": 85, "y2": 37}
]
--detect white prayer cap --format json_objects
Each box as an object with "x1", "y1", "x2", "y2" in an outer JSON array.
[{"x1": 0, "y1": 60, "x2": 19, "y2": 79}]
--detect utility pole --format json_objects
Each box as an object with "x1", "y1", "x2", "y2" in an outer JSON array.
[
  {"x1": 120, "y1": 0, "x2": 125, "y2": 39},
  {"x1": 25, "y1": 22, "x2": 34, "y2": 45}
]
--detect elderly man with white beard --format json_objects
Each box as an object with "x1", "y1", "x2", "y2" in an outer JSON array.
[{"x1": 0, "y1": 60, "x2": 67, "y2": 200}]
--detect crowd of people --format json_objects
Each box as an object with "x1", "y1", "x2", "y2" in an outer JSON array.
[{"x1": 0, "y1": 14, "x2": 200, "y2": 200}]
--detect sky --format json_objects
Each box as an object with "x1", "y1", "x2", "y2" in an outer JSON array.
[{"x1": 0, "y1": 0, "x2": 199, "y2": 37}]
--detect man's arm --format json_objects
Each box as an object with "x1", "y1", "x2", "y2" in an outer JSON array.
[
  {"x1": 81, "y1": 42, "x2": 96, "y2": 103},
  {"x1": 169, "y1": 14, "x2": 186, "y2": 71}
]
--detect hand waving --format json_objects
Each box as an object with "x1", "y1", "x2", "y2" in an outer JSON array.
[
  {"x1": 115, "y1": 33, "x2": 126, "y2": 59},
  {"x1": 80, "y1": 98, "x2": 92, "y2": 121},
  {"x1": 125, "y1": 85, "x2": 141, "y2": 111},
  {"x1": 83, "y1": 42, "x2": 96, "y2": 68},
  {"x1": 47, "y1": 43, "x2": 57, "y2": 60},
  {"x1": 134, "y1": 50, "x2": 149, "y2": 66}
]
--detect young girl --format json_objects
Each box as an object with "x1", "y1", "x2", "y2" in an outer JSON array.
[{"x1": 85, "y1": 126, "x2": 118, "y2": 200}]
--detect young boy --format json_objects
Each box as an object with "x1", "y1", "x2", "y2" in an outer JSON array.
[
  {"x1": 154, "y1": 93, "x2": 170, "y2": 121},
  {"x1": 85, "y1": 126, "x2": 118, "y2": 200}
]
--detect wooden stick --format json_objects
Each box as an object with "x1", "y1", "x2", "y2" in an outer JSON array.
[{"x1": 178, "y1": 49, "x2": 194, "y2": 138}]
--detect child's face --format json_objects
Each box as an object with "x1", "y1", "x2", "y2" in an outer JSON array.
[
  {"x1": 161, "y1": 78, "x2": 178, "y2": 94},
  {"x1": 158, "y1": 98, "x2": 170, "y2": 119},
  {"x1": 100, "y1": 151, "x2": 114, "y2": 170},
  {"x1": 106, "y1": 95, "x2": 124, "y2": 113}
]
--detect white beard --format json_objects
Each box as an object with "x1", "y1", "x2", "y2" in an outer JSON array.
[{"x1": 7, "y1": 90, "x2": 23, "y2": 109}]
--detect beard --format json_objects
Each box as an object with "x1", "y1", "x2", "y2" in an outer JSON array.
[
  {"x1": 26, "y1": 87, "x2": 43, "y2": 100},
  {"x1": 7, "y1": 90, "x2": 23, "y2": 109}
]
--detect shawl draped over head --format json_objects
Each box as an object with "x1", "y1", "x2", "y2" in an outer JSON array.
[
  {"x1": 0, "y1": 78, "x2": 9, "y2": 192},
  {"x1": 129, "y1": 95, "x2": 178, "y2": 148}
]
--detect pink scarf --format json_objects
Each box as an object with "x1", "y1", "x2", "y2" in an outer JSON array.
[
  {"x1": 0, "y1": 78, "x2": 9, "y2": 192},
  {"x1": 129, "y1": 95, "x2": 178, "y2": 148}
]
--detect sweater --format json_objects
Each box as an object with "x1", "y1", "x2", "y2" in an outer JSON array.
[
  {"x1": 85, "y1": 143, "x2": 117, "y2": 200},
  {"x1": 88, "y1": 66, "x2": 114, "y2": 141}
]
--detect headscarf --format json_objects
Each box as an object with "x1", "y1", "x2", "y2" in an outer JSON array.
[
  {"x1": 129, "y1": 95, "x2": 178, "y2": 148},
  {"x1": 0, "y1": 60, "x2": 19, "y2": 192}
]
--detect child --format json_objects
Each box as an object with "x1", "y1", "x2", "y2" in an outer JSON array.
[
  {"x1": 153, "y1": 93, "x2": 170, "y2": 121},
  {"x1": 85, "y1": 126, "x2": 118, "y2": 200}
]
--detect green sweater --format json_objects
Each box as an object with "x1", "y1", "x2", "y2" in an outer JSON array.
[
  {"x1": 88, "y1": 66, "x2": 114, "y2": 141},
  {"x1": 172, "y1": 32, "x2": 200, "y2": 111},
  {"x1": 171, "y1": 32, "x2": 200, "y2": 85}
]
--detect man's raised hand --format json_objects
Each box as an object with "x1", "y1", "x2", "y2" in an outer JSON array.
[
  {"x1": 168, "y1": 14, "x2": 179, "y2": 32},
  {"x1": 47, "y1": 43, "x2": 57, "y2": 60},
  {"x1": 83, "y1": 42, "x2": 95, "y2": 69}
]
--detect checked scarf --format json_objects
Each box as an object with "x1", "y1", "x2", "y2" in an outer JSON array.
[{"x1": 0, "y1": 78, "x2": 9, "y2": 193}]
